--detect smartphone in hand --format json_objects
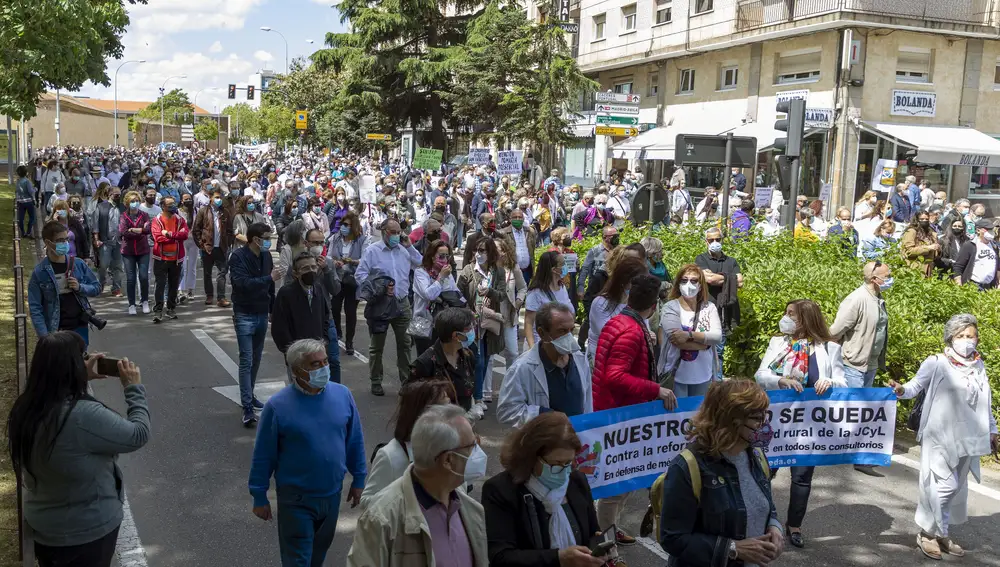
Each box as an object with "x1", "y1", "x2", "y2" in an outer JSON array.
[{"x1": 97, "y1": 357, "x2": 122, "y2": 377}]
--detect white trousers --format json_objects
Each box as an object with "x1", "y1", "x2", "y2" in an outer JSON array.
[
  {"x1": 179, "y1": 239, "x2": 199, "y2": 292},
  {"x1": 486, "y1": 325, "x2": 520, "y2": 398},
  {"x1": 917, "y1": 455, "x2": 972, "y2": 538}
]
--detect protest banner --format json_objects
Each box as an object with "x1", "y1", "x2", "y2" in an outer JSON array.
[
  {"x1": 570, "y1": 388, "x2": 897, "y2": 499},
  {"x1": 497, "y1": 150, "x2": 523, "y2": 177},
  {"x1": 412, "y1": 148, "x2": 443, "y2": 171},
  {"x1": 468, "y1": 148, "x2": 491, "y2": 165}
]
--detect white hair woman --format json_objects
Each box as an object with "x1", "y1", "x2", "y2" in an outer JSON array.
[{"x1": 890, "y1": 314, "x2": 998, "y2": 560}]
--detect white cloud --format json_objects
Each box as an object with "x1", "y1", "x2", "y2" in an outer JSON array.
[
  {"x1": 209, "y1": 40, "x2": 223, "y2": 53},
  {"x1": 128, "y1": 0, "x2": 267, "y2": 33},
  {"x1": 253, "y1": 50, "x2": 274, "y2": 62}
]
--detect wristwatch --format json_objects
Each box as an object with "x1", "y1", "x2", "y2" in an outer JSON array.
[{"x1": 728, "y1": 540, "x2": 738, "y2": 561}]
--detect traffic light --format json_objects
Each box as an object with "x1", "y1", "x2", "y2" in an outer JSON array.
[
  {"x1": 774, "y1": 99, "x2": 806, "y2": 158},
  {"x1": 247, "y1": 85, "x2": 255, "y2": 100},
  {"x1": 774, "y1": 155, "x2": 793, "y2": 192},
  {"x1": 228, "y1": 84, "x2": 236, "y2": 99}
]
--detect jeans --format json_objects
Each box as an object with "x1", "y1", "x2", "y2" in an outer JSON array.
[
  {"x1": 843, "y1": 366, "x2": 877, "y2": 388},
  {"x1": 368, "y1": 297, "x2": 411, "y2": 385},
  {"x1": 97, "y1": 243, "x2": 123, "y2": 293},
  {"x1": 17, "y1": 201, "x2": 35, "y2": 238},
  {"x1": 72, "y1": 325, "x2": 90, "y2": 348},
  {"x1": 123, "y1": 253, "x2": 149, "y2": 305},
  {"x1": 330, "y1": 281, "x2": 359, "y2": 346},
  {"x1": 202, "y1": 247, "x2": 229, "y2": 300},
  {"x1": 153, "y1": 259, "x2": 181, "y2": 311},
  {"x1": 786, "y1": 466, "x2": 816, "y2": 528},
  {"x1": 35, "y1": 525, "x2": 119, "y2": 567},
  {"x1": 714, "y1": 334, "x2": 728, "y2": 380},
  {"x1": 674, "y1": 381, "x2": 712, "y2": 398},
  {"x1": 474, "y1": 336, "x2": 489, "y2": 401},
  {"x1": 234, "y1": 312, "x2": 268, "y2": 411},
  {"x1": 276, "y1": 492, "x2": 341, "y2": 567},
  {"x1": 455, "y1": 226, "x2": 465, "y2": 250},
  {"x1": 326, "y1": 324, "x2": 341, "y2": 384},
  {"x1": 520, "y1": 265, "x2": 533, "y2": 288}
]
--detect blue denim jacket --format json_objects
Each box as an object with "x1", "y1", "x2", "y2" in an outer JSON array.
[
  {"x1": 660, "y1": 446, "x2": 779, "y2": 567},
  {"x1": 28, "y1": 257, "x2": 102, "y2": 337}
]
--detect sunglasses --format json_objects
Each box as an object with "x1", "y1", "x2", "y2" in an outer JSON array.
[{"x1": 707, "y1": 237, "x2": 721, "y2": 243}]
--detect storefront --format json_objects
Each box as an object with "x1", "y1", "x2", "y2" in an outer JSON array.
[{"x1": 724, "y1": 119, "x2": 833, "y2": 201}]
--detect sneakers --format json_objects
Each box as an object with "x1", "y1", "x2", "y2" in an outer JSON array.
[
  {"x1": 251, "y1": 396, "x2": 264, "y2": 410},
  {"x1": 345, "y1": 342, "x2": 354, "y2": 356},
  {"x1": 937, "y1": 536, "x2": 965, "y2": 557},
  {"x1": 371, "y1": 384, "x2": 385, "y2": 396},
  {"x1": 615, "y1": 529, "x2": 636, "y2": 546},
  {"x1": 178, "y1": 293, "x2": 188, "y2": 305},
  {"x1": 242, "y1": 408, "x2": 258, "y2": 427},
  {"x1": 918, "y1": 532, "x2": 942, "y2": 560},
  {"x1": 111, "y1": 289, "x2": 123, "y2": 298},
  {"x1": 141, "y1": 301, "x2": 150, "y2": 314},
  {"x1": 467, "y1": 402, "x2": 485, "y2": 421},
  {"x1": 165, "y1": 308, "x2": 177, "y2": 320},
  {"x1": 217, "y1": 299, "x2": 232, "y2": 308},
  {"x1": 152, "y1": 309, "x2": 163, "y2": 324},
  {"x1": 476, "y1": 400, "x2": 488, "y2": 414},
  {"x1": 128, "y1": 305, "x2": 137, "y2": 316}
]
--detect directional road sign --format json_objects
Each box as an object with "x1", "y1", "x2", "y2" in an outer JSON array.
[
  {"x1": 595, "y1": 92, "x2": 641, "y2": 104},
  {"x1": 596, "y1": 126, "x2": 639, "y2": 137},
  {"x1": 596, "y1": 115, "x2": 639, "y2": 126},
  {"x1": 595, "y1": 104, "x2": 640, "y2": 115},
  {"x1": 366, "y1": 133, "x2": 392, "y2": 141}
]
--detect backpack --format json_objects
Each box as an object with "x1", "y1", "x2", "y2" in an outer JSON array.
[{"x1": 642, "y1": 448, "x2": 770, "y2": 540}]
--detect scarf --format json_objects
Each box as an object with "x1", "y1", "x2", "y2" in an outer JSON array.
[
  {"x1": 622, "y1": 306, "x2": 657, "y2": 381},
  {"x1": 524, "y1": 476, "x2": 575, "y2": 550},
  {"x1": 944, "y1": 347, "x2": 987, "y2": 410},
  {"x1": 768, "y1": 337, "x2": 812, "y2": 384}
]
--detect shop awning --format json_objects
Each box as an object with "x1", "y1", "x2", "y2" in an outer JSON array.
[
  {"x1": 864, "y1": 122, "x2": 1000, "y2": 167},
  {"x1": 610, "y1": 116, "x2": 741, "y2": 161},
  {"x1": 720, "y1": 121, "x2": 823, "y2": 153}
]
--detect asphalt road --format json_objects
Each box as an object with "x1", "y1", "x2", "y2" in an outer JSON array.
[{"x1": 84, "y1": 257, "x2": 1000, "y2": 567}]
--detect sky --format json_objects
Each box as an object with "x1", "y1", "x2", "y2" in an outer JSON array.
[{"x1": 72, "y1": 0, "x2": 349, "y2": 113}]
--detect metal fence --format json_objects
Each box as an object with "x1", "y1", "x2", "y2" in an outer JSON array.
[{"x1": 736, "y1": 0, "x2": 998, "y2": 31}]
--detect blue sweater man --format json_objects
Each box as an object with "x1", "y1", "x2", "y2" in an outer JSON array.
[{"x1": 249, "y1": 339, "x2": 366, "y2": 566}]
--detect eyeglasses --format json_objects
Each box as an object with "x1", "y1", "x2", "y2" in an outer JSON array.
[{"x1": 540, "y1": 457, "x2": 573, "y2": 474}]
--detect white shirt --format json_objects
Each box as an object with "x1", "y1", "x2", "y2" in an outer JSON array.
[
  {"x1": 587, "y1": 296, "x2": 625, "y2": 358},
  {"x1": 525, "y1": 286, "x2": 575, "y2": 345},
  {"x1": 212, "y1": 208, "x2": 221, "y2": 248},
  {"x1": 355, "y1": 240, "x2": 422, "y2": 298},
  {"x1": 672, "y1": 189, "x2": 692, "y2": 215},
  {"x1": 511, "y1": 228, "x2": 530, "y2": 269},
  {"x1": 658, "y1": 300, "x2": 723, "y2": 385},
  {"x1": 970, "y1": 239, "x2": 997, "y2": 285},
  {"x1": 607, "y1": 193, "x2": 630, "y2": 228},
  {"x1": 413, "y1": 268, "x2": 461, "y2": 319}
]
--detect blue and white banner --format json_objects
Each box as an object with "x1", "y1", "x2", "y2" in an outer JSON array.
[{"x1": 569, "y1": 388, "x2": 897, "y2": 499}]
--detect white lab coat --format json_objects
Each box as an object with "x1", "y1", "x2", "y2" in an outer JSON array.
[
  {"x1": 497, "y1": 344, "x2": 592, "y2": 427},
  {"x1": 359, "y1": 439, "x2": 411, "y2": 511},
  {"x1": 753, "y1": 336, "x2": 847, "y2": 391}
]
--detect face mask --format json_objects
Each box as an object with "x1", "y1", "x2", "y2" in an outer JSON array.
[
  {"x1": 560, "y1": 263, "x2": 569, "y2": 278},
  {"x1": 312, "y1": 206, "x2": 321, "y2": 214},
  {"x1": 459, "y1": 330, "x2": 476, "y2": 348},
  {"x1": 247, "y1": 203, "x2": 256, "y2": 212},
  {"x1": 476, "y1": 252, "x2": 487, "y2": 265},
  {"x1": 182, "y1": 201, "x2": 192, "y2": 209},
  {"x1": 985, "y1": 231, "x2": 996, "y2": 242},
  {"x1": 708, "y1": 241, "x2": 723, "y2": 254},
  {"x1": 512, "y1": 219, "x2": 524, "y2": 229},
  {"x1": 952, "y1": 338, "x2": 977, "y2": 358},
  {"x1": 679, "y1": 281, "x2": 700, "y2": 298},
  {"x1": 449, "y1": 444, "x2": 488, "y2": 483},
  {"x1": 261, "y1": 239, "x2": 272, "y2": 251},
  {"x1": 214, "y1": 198, "x2": 223, "y2": 207},
  {"x1": 129, "y1": 201, "x2": 139, "y2": 210},
  {"x1": 387, "y1": 234, "x2": 400, "y2": 248},
  {"x1": 877, "y1": 276, "x2": 894, "y2": 291},
  {"x1": 337, "y1": 196, "x2": 346, "y2": 204},
  {"x1": 537, "y1": 461, "x2": 571, "y2": 491},
  {"x1": 934, "y1": 199, "x2": 944, "y2": 206},
  {"x1": 300, "y1": 271, "x2": 316, "y2": 286},
  {"x1": 340, "y1": 225, "x2": 351, "y2": 236},
  {"x1": 167, "y1": 205, "x2": 179, "y2": 214},
  {"x1": 435, "y1": 205, "x2": 446, "y2": 212},
  {"x1": 747, "y1": 421, "x2": 775, "y2": 449},
  {"x1": 54, "y1": 242, "x2": 70, "y2": 256},
  {"x1": 415, "y1": 195, "x2": 424, "y2": 202},
  {"x1": 548, "y1": 332, "x2": 576, "y2": 355},
  {"x1": 72, "y1": 176, "x2": 80, "y2": 182},
  {"x1": 918, "y1": 220, "x2": 930, "y2": 229},
  {"x1": 778, "y1": 315, "x2": 798, "y2": 335},
  {"x1": 307, "y1": 245, "x2": 323, "y2": 257},
  {"x1": 304, "y1": 364, "x2": 330, "y2": 390},
  {"x1": 952, "y1": 226, "x2": 965, "y2": 235}
]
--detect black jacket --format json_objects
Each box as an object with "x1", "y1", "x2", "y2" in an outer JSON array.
[
  {"x1": 229, "y1": 246, "x2": 275, "y2": 314},
  {"x1": 408, "y1": 340, "x2": 475, "y2": 410},
  {"x1": 952, "y1": 238, "x2": 999, "y2": 288},
  {"x1": 271, "y1": 280, "x2": 331, "y2": 353},
  {"x1": 482, "y1": 470, "x2": 600, "y2": 567}
]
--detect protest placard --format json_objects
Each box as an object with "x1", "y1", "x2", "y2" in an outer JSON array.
[
  {"x1": 468, "y1": 148, "x2": 491, "y2": 165},
  {"x1": 359, "y1": 175, "x2": 377, "y2": 204},
  {"x1": 570, "y1": 388, "x2": 897, "y2": 499},
  {"x1": 871, "y1": 159, "x2": 897, "y2": 193},
  {"x1": 412, "y1": 148, "x2": 443, "y2": 171},
  {"x1": 497, "y1": 150, "x2": 523, "y2": 176},
  {"x1": 753, "y1": 186, "x2": 773, "y2": 209},
  {"x1": 819, "y1": 182, "x2": 833, "y2": 202}
]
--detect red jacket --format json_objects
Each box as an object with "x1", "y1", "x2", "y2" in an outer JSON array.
[
  {"x1": 592, "y1": 313, "x2": 660, "y2": 411},
  {"x1": 151, "y1": 214, "x2": 190, "y2": 262}
]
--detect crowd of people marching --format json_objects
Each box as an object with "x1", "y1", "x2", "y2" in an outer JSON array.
[{"x1": 8, "y1": 143, "x2": 999, "y2": 567}]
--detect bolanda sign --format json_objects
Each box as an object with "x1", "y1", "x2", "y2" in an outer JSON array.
[
  {"x1": 890, "y1": 90, "x2": 936, "y2": 117},
  {"x1": 959, "y1": 154, "x2": 992, "y2": 167},
  {"x1": 804, "y1": 108, "x2": 833, "y2": 129}
]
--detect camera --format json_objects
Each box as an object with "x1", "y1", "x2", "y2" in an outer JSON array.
[{"x1": 83, "y1": 308, "x2": 107, "y2": 331}]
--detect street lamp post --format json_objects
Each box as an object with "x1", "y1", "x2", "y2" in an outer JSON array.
[
  {"x1": 160, "y1": 74, "x2": 187, "y2": 145},
  {"x1": 260, "y1": 26, "x2": 289, "y2": 74},
  {"x1": 113, "y1": 59, "x2": 145, "y2": 147}
]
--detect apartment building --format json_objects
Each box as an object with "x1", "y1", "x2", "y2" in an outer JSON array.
[{"x1": 564, "y1": 0, "x2": 1000, "y2": 213}]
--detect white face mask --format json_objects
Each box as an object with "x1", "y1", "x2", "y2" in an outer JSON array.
[
  {"x1": 449, "y1": 444, "x2": 488, "y2": 483},
  {"x1": 984, "y1": 231, "x2": 996, "y2": 242},
  {"x1": 310, "y1": 246, "x2": 324, "y2": 257},
  {"x1": 952, "y1": 338, "x2": 977, "y2": 358},
  {"x1": 679, "y1": 282, "x2": 700, "y2": 298},
  {"x1": 476, "y1": 252, "x2": 487, "y2": 265},
  {"x1": 547, "y1": 332, "x2": 576, "y2": 355},
  {"x1": 778, "y1": 315, "x2": 798, "y2": 335}
]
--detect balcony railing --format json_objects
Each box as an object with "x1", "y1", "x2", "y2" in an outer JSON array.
[{"x1": 736, "y1": 0, "x2": 998, "y2": 32}]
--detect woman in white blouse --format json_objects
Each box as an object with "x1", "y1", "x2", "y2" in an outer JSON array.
[
  {"x1": 359, "y1": 379, "x2": 457, "y2": 511},
  {"x1": 754, "y1": 299, "x2": 846, "y2": 549},
  {"x1": 587, "y1": 256, "x2": 648, "y2": 365},
  {"x1": 524, "y1": 250, "x2": 575, "y2": 349},
  {"x1": 492, "y1": 237, "x2": 526, "y2": 379},
  {"x1": 890, "y1": 313, "x2": 998, "y2": 560},
  {"x1": 658, "y1": 264, "x2": 722, "y2": 398},
  {"x1": 412, "y1": 239, "x2": 461, "y2": 356}
]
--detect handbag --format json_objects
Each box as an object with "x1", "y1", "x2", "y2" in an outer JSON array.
[
  {"x1": 907, "y1": 391, "x2": 925, "y2": 433},
  {"x1": 479, "y1": 305, "x2": 503, "y2": 335},
  {"x1": 407, "y1": 311, "x2": 432, "y2": 338}
]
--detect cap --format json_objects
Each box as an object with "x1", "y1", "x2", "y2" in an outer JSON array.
[{"x1": 975, "y1": 219, "x2": 993, "y2": 230}]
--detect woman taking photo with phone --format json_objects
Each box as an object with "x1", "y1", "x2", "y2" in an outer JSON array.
[
  {"x1": 7, "y1": 331, "x2": 149, "y2": 567},
  {"x1": 483, "y1": 412, "x2": 604, "y2": 567}
]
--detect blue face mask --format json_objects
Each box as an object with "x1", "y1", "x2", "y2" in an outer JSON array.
[
  {"x1": 54, "y1": 242, "x2": 70, "y2": 256},
  {"x1": 261, "y1": 238, "x2": 272, "y2": 250},
  {"x1": 537, "y1": 461, "x2": 571, "y2": 491},
  {"x1": 129, "y1": 201, "x2": 139, "y2": 210},
  {"x1": 306, "y1": 364, "x2": 330, "y2": 390},
  {"x1": 214, "y1": 198, "x2": 223, "y2": 207},
  {"x1": 387, "y1": 234, "x2": 400, "y2": 248},
  {"x1": 459, "y1": 330, "x2": 476, "y2": 348},
  {"x1": 247, "y1": 203, "x2": 256, "y2": 212},
  {"x1": 560, "y1": 263, "x2": 569, "y2": 278},
  {"x1": 340, "y1": 225, "x2": 350, "y2": 236}
]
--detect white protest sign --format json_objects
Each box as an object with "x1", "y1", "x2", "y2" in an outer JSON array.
[
  {"x1": 359, "y1": 174, "x2": 377, "y2": 204},
  {"x1": 871, "y1": 159, "x2": 898, "y2": 193},
  {"x1": 497, "y1": 150, "x2": 523, "y2": 177},
  {"x1": 564, "y1": 253, "x2": 578, "y2": 273},
  {"x1": 819, "y1": 182, "x2": 833, "y2": 202},
  {"x1": 754, "y1": 186, "x2": 774, "y2": 209},
  {"x1": 468, "y1": 148, "x2": 491, "y2": 165}
]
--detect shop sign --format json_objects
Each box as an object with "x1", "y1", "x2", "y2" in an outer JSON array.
[
  {"x1": 958, "y1": 154, "x2": 992, "y2": 167},
  {"x1": 804, "y1": 108, "x2": 833, "y2": 129},
  {"x1": 890, "y1": 90, "x2": 936, "y2": 117},
  {"x1": 775, "y1": 89, "x2": 809, "y2": 104}
]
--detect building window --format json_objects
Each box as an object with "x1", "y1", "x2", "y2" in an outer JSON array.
[
  {"x1": 720, "y1": 65, "x2": 738, "y2": 90},
  {"x1": 775, "y1": 50, "x2": 821, "y2": 84},
  {"x1": 613, "y1": 80, "x2": 633, "y2": 94},
  {"x1": 994, "y1": 62, "x2": 1000, "y2": 86},
  {"x1": 621, "y1": 4, "x2": 637, "y2": 32},
  {"x1": 593, "y1": 14, "x2": 606, "y2": 40},
  {"x1": 648, "y1": 73, "x2": 659, "y2": 97},
  {"x1": 655, "y1": 0, "x2": 672, "y2": 24},
  {"x1": 694, "y1": 0, "x2": 713, "y2": 14},
  {"x1": 678, "y1": 69, "x2": 696, "y2": 94},
  {"x1": 896, "y1": 48, "x2": 932, "y2": 83}
]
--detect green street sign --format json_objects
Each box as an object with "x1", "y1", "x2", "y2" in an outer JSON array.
[{"x1": 596, "y1": 115, "x2": 639, "y2": 126}]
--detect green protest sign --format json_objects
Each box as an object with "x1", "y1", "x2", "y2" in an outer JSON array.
[{"x1": 412, "y1": 147, "x2": 443, "y2": 170}]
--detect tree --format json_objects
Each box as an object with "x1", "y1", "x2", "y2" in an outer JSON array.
[
  {"x1": 0, "y1": 0, "x2": 143, "y2": 119},
  {"x1": 193, "y1": 118, "x2": 219, "y2": 142},
  {"x1": 222, "y1": 103, "x2": 260, "y2": 144},
  {"x1": 257, "y1": 104, "x2": 296, "y2": 143},
  {"x1": 135, "y1": 88, "x2": 195, "y2": 126}
]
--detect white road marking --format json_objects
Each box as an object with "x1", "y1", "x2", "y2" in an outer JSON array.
[
  {"x1": 891, "y1": 454, "x2": 1000, "y2": 502},
  {"x1": 191, "y1": 329, "x2": 238, "y2": 382},
  {"x1": 116, "y1": 493, "x2": 149, "y2": 567},
  {"x1": 338, "y1": 340, "x2": 369, "y2": 363},
  {"x1": 213, "y1": 381, "x2": 288, "y2": 407}
]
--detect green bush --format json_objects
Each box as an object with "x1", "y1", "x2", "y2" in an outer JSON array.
[{"x1": 568, "y1": 222, "x2": 1000, "y2": 426}]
